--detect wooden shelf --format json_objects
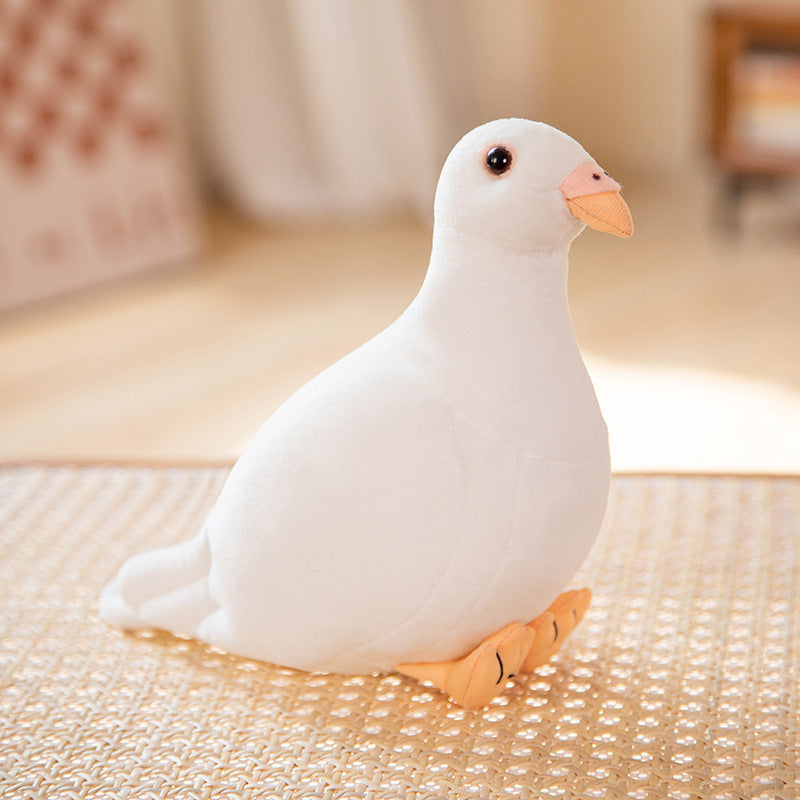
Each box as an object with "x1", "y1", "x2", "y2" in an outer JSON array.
[{"x1": 709, "y1": 5, "x2": 800, "y2": 174}]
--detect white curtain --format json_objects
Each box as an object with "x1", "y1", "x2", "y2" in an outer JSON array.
[{"x1": 192, "y1": 0, "x2": 479, "y2": 223}]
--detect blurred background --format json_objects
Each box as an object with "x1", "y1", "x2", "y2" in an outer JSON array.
[{"x1": 1, "y1": 0, "x2": 799, "y2": 472}]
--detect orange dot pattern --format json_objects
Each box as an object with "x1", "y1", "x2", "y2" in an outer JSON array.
[{"x1": 0, "y1": 0, "x2": 166, "y2": 174}]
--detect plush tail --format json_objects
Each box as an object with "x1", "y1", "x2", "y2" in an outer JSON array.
[{"x1": 99, "y1": 527, "x2": 218, "y2": 639}]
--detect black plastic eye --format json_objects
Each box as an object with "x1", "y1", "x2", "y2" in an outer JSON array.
[
  {"x1": 592, "y1": 173, "x2": 601, "y2": 180},
  {"x1": 486, "y1": 146, "x2": 512, "y2": 175}
]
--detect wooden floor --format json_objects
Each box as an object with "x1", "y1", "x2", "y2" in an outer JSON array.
[{"x1": 2, "y1": 177, "x2": 799, "y2": 472}]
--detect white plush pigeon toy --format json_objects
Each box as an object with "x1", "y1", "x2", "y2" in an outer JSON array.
[{"x1": 101, "y1": 119, "x2": 633, "y2": 709}]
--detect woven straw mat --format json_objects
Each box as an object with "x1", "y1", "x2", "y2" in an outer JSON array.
[{"x1": 1, "y1": 465, "x2": 798, "y2": 799}]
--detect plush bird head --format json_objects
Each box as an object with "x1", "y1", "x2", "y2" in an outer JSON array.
[{"x1": 434, "y1": 118, "x2": 633, "y2": 252}]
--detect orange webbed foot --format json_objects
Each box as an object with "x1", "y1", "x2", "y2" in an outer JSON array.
[
  {"x1": 397, "y1": 622, "x2": 536, "y2": 710},
  {"x1": 520, "y1": 587, "x2": 591, "y2": 672}
]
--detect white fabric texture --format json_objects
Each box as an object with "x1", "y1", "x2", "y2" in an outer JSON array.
[
  {"x1": 193, "y1": 0, "x2": 475, "y2": 221},
  {"x1": 101, "y1": 120, "x2": 612, "y2": 674}
]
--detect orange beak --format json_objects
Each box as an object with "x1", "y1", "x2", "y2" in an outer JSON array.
[{"x1": 560, "y1": 162, "x2": 633, "y2": 238}]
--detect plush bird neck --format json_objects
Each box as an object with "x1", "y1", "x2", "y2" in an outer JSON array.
[
  {"x1": 417, "y1": 220, "x2": 571, "y2": 330},
  {"x1": 402, "y1": 222, "x2": 600, "y2": 458}
]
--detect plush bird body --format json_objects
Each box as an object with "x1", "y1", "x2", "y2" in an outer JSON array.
[{"x1": 101, "y1": 119, "x2": 632, "y2": 708}]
